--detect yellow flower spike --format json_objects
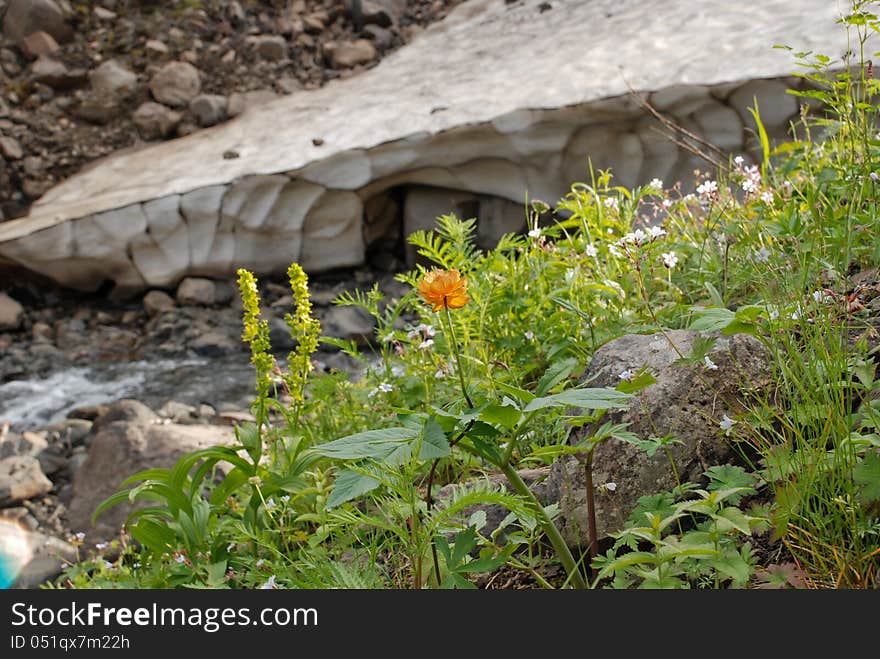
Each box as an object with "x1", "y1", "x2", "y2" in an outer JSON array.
[{"x1": 417, "y1": 269, "x2": 471, "y2": 312}]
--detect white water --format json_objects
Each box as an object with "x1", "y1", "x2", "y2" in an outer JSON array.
[{"x1": 0, "y1": 357, "x2": 256, "y2": 432}]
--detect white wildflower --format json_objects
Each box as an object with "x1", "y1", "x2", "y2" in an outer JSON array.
[
  {"x1": 381, "y1": 331, "x2": 395, "y2": 343},
  {"x1": 760, "y1": 189, "x2": 774, "y2": 204},
  {"x1": 259, "y1": 575, "x2": 277, "y2": 590},
  {"x1": 419, "y1": 339, "x2": 434, "y2": 350},
  {"x1": 585, "y1": 243, "x2": 598, "y2": 258},
  {"x1": 719, "y1": 414, "x2": 736, "y2": 436},
  {"x1": 598, "y1": 482, "x2": 617, "y2": 492},
  {"x1": 661, "y1": 251, "x2": 678, "y2": 269},
  {"x1": 742, "y1": 178, "x2": 758, "y2": 193},
  {"x1": 733, "y1": 155, "x2": 745, "y2": 166},
  {"x1": 703, "y1": 356, "x2": 718, "y2": 370},
  {"x1": 95, "y1": 542, "x2": 109, "y2": 551},
  {"x1": 603, "y1": 197, "x2": 619, "y2": 211},
  {"x1": 649, "y1": 178, "x2": 664, "y2": 191},
  {"x1": 528, "y1": 227, "x2": 542, "y2": 238},
  {"x1": 524, "y1": 330, "x2": 535, "y2": 341},
  {"x1": 871, "y1": 172, "x2": 880, "y2": 182},
  {"x1": 619, "y1": 369, "x2": 635, "y2": 381},
  {"x1": 753, "y1": 246, "x2": 771, "y2": 263},
  {"x1": 696, "y1": 180, "x2": 718, "y2": 197},
  {"x1": 647, "y1": 225, "x2": 666, "y2": 240}
]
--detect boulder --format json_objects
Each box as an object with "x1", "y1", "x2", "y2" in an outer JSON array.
[
  {"x1": 142, "y1": 289, "x2": 176, "y2": 316},
  {"x1": 176, "y1": 277, "x2": 217, "y2": 306},
  {"x1": 89, "y1": 59, "x2": 138, "y2": 98},
  {"x1": 543, "y1": 330, "x2": 771, "y2": 546},
  {"x1": 0, "y1": 519, "x2": 75, "y2": 588},
  {"x1": 67, "y1": 408, "x2": 235, "y2": 544}
]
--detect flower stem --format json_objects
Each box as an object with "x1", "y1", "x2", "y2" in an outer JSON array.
[
  {"x1": 442, "y1": 302, "x2": 473, "y2": 409},
  {"x1": 499, "y1": 463, "x2": 587, "y2": 589}
]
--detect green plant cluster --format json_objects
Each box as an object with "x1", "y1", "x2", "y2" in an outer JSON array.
[{"x1": 53, "y1": 4, "x2": 880, "y2": 589}]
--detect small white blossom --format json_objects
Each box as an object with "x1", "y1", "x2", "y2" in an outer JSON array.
[
  {"x1": 585, "y1": 243, "x2": 598, "y2": 258},
  {"x1": 265, "y1": 498, "x2": 276, "y2": 510},
  {"x1": 742, "y1": 178, "x2": 758, "y2": 193},
  {"x1": 434, "y1": 369, "x2": 446, "y2": 379},
  {"x1": 259, "y1": 575, "x2": 277, "y2": 590},
  {"x1": 619, "y1": 369, "x2": 635, "y2": 381},
  {"x1": 696, "y1": 180, "x2": 718, "y2": 197},
  {"x1": 175, "y1": 554, "x2": 186, "y2": 564},
  {"x1": 661, "y1": 251, "x2": 678, "y2": 269},
  {"x1": 719, "y1": 414, "x2": 736, "y2": 436},
  {"x1": 256, "y1": 559, "x2": 265, "y2": 568},
  {"x1": 871, "y1": 172, "x2": 880, "y2": 182},
  {"x1": 647, "y1": 225, "x2": 666, "y2": 239},
  {"x1": 603, "y1": 197, "x2": 619, "y2": 211},
  {"x1": 418, "y1": 324, "x2": 435, "y2": 337},
  {"x1": 381, "y1": 331, "x2": 395, "y2": 343},
  {"x1": 528, "y1": 227, "x2": 542, "y2": 238},
  {"x1": 703, "y1": 356, "x2": 718, "y2": 370},
  {"x1": 368, "y1": 381, "x2": 394, "y2": 397},
  {"x1": 661, "y1": 198, "x2": 673, "y2": 209},
  {"x1": 769, "y1": 309, "x2": 780, "y2": 321},
  {"x1": 419, "y1": 339, "x2": 434, "y2": 350},
  {"x1": 104, "y1": 561, "x2": 114, "y2": 569},
  {"x1": 95, "y1": 542, "x2": 109, "y2": 551},
  {"x1": 74, "y1": 532, "x2": 85, "y2": 542},
  {"x1": 753, "y1": 246, "x2": 771, "y2": 263},
  {"x1": 598, "y1": 482, "x2": 618, "y2": 492},
  {"x1": 649, "y1": 178, "x2": 664, "y2": 191},
  {"x1": 733, "y1": 155, "x2": 745, "y2": 166},
  {"x1": 524, "y1": 330, "x2": 535, "y2": 341}
]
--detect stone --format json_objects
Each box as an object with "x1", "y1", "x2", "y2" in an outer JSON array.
[
  {"x1": 250, "y1": 34, "x2": 287, "y2": 61},
  {"x1": 91, "y1": 399, "x2": 157, "y2": 433},
  {"x1": 93, "y1": 6, "x2": 116, "y2": 20},
  {"x1": 189, "y1": 93, "x2": 227, "y2": 127},
  {"x1": 0, "y1": 519, "x2": 75, "y2": 588},
  {"x1": 149, "y1": 61, "x2": 202, "y2": 108},
  {"x1": 0, "y1": 291, "x2": 24, "y2": 329},
  {"x1": 543, "y1": 330, "x2": 771, "y2": 546},
  {"x1": 89, "y1": 59, "x2": 137, "y2": 98},
  {"x1": 0, "y1": 431, "x2": 49, "y2": 460},
  {"x1": 363, "y1": 24, "x2": 393, "y2": 50},
  {"x1": 189, "y1": 330, "x2": 238, "y2": 357},
  {"x1": 29, "y1": 55, "x2": 83, "y2": 90},
  {"x1": 144, "y1": 39, "x2": 169, "y2": 58},
  {"x1": 73, "y1": 93, "x2": 119, "y2": 125},
  {"x1": 226, "y1": 89, "x2": 279, "y2": 118},
  {"x1": 320, "y1": 305, "x2": 375, "y2": 345},
  {"x1": 66, "y1": 417, "x2": 234, "y2": 543},
  {"x1": 0, "y1": 136, "x2": 22, "y2": 160},
  {"x1": 20, "y1": 30, "x2": 60, "y2": 58},
  {"x1": 142, "y1": 289, "x2": 176, "y2": 316},
  {"x1": 0, "y1": 456, "x2": 53, "y2": 506},
  {"x1": 2, "y1": 0, "x2": 72, "y2": 44},
  {"x1": 729, "y1": 78, "x2": 799, "y2": 134},
  {"x1": 360, "y1": 0, "x2": 407, "y2": 28},
  {"x1": 176, "y1": 277, "x2": 217, "y2": 306},
  {"x1": 327, "y1": 39, "x2": 377, "y2": 68},
  {"x1": 132, "y1": 101, "x2": 182, "y2": 140}
]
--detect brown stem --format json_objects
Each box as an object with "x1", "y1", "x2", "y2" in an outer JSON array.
[{"x1": 584, "y1": 449, "x2": 598, "y2": 577}]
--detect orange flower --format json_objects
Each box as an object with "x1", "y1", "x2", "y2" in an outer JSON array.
[{"x1": 417, "y1": 269, "x2": 471, "y2": 312}]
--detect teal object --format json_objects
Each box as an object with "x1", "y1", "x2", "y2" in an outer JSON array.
[{"x1": 0, "y1": 552, "x2": 16, "y2": 589}]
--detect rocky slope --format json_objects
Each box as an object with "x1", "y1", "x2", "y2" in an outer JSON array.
[{"x1": 0, "y1": 0, "x2": 463, "y2": 222}]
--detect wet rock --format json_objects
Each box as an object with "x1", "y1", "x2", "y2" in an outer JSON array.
[
  {"x1": 132, "y1": 101, "x2": 182, "y2": 140},
  {"x1": 0, "y1": 291, "x2": 24, "y2": 329},
  {"x1": 0, "y1": 456, "x2": 53, "y2": 506},
  {"x1": 149, "y1": 61, "x2": 202, "y2": 108}
]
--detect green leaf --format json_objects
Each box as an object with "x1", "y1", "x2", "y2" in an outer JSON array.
[
  {"x1": 314, "y1": 428, "x2": 419, "y2": 460},
  {"x1": 523, "y1": 387, "x2": 632, "y2": 413},
  {"x1": 705, "y1": 465, "x2": 758, "y2": 505},
  {"x1": 128, "y1": 518, "x2": 177, "y2": 554},
  {"x1": 535, "y1": 358, "x2": 580, "y2": 396},
  {"x1": 853, "y1": 452, "x2": 880, "y2": 504},
  {"x1": 206, "y1": 561, "x2": 227, "y2": 587},
  {"x1": 419, "y1": 417, "x2": 451, "y2": 460},
  {"x1": 478, "y1": 403, "x2": 522, "y2": 430},
  {"x1": 494, "y1": 381, "x2": 535, "y2": 405},
  {"x1": 714, "y1": 507, "x2": 754, "y2": 535},
  {"x1": 687, "y1": 306, "x2": 735, "y2": 331},
  {"x1": 325, "y1": 468, "x2": 381, "y2": 508}
]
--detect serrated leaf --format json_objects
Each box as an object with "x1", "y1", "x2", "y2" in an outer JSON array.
[
  {"x1": 523, "y1": 387, "x2": 631, "y2": 412},
  {"x1": 325, "y1": 468, "x2": 381, "y2": 508},
  {"x1": 419, "y1": 417, "x2": 451, "y2": 460},
  {"x1": 853, "y1": 452, "x2": 880, "y2": 504},
  {"x1": 714, "y1": 507, "x2": 754, "y2": 535}
]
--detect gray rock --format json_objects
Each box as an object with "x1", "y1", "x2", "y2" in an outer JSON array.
[
  {"x1": 0, "y1": 291, "x2": 24, "y2": 329},
  {"x1": 189, "y1": 93, "x2": 227, "y2": 127},
  {"x1": 0, "y1": 456, "x2": 53, "y2": 506},
  {"x1": 327, "y1": 39, "x2": 377, "y2": 68},
  {"x1": 0, "y1": 136, "x2": 22, "y2": 160},
  {"x1": 30, "y1": 55, "x2": 84, "y2": 90},
  {"x1": 89, "y1": 59, "x2": 137, "y2": 98},
  {"x1": 320, "y1": 305, "x2": 375, "y2": 345},
  {"x1": 0, "y1": 519, "x2": 75, "y2": 588},
  {"x1": 250, "y1": 34, "x2": 287, "y2": 61},
  {"x1": 91, "y1": 399, "x2": 157, "y2": 433},
  {"x1": 190, "y1": 330, "x2": 237, "y2": 357},
  {"x1": 73, "y1": 93, "x2": 119, "y2": 125},
  {"x1": 0, "y1": 431, "x2": 48, "y2": 460},
  {"x1": 67, "y1": 417, "x2": 234, "y2": 543},
  {"x1": 144, "y1": 39, "x2": 169, "y2": 58},
  {"x1": 142, "y1": 289, "x2": 176, "y2": 316},
  {"x1": 157, "y1": 400, "x2": 198, "y2": 423},
  {"x1": 132, "y1": 101, "x2": 182, "y2": 140},
  {"x1": 2, "y1": 0, "x2": 72, "y2": 44},
  {"x1": 544, "y1": 330, "x2": 771, "y2": 546},
  {"x1": 176, "y1": 277, "x2": 217, "y2": 306},
  {"x1": 149, "y1": 61, "x2": 201, "y2": 108},
  {"x1": 360, "y1": 0, "x2": 406, "y2": 28},
  {"x1": 20, "y1": 30, "x2": 60, "y2": 58}
]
